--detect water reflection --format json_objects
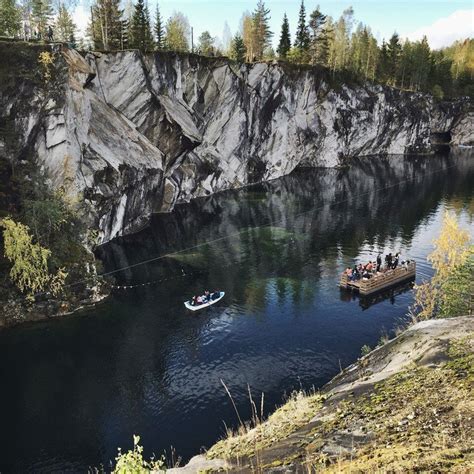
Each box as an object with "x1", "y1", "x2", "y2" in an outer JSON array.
[
  {"x1": 340, "y1": 279, "x2": 416, "y2": 310},
  {"x1": 100, "y1": 148, "x2": 474, "y2": 305}
]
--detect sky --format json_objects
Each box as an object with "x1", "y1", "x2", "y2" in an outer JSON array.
[{"x1": 73, "y1": 0, "x2": 474, "y2": 49}]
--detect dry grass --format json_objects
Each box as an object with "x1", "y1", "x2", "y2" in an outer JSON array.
[{"x1": 207, "y1": 390, "x2": 324, "y2": 462}]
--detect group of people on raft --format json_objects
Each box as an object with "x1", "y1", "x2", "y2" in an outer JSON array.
[
  {"x1": 190, "y1": 290, "x2": 221, "y2": 306},
  {"x1": 343, "y1": 252, "x2": 411, "y2": 281}
]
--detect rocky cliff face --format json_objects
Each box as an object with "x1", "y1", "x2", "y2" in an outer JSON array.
[{"x1": 0, "y1": 43, "x2": 471, "y2": 242}]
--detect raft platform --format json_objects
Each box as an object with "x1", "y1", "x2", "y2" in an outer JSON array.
[{"x1": 340, "y1": 261, "x2": 416, "y2": 296}]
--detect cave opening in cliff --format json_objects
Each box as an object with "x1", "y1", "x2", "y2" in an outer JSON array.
[{"x1": 431, "y1": 131, "x2": 452, "y2": 144}]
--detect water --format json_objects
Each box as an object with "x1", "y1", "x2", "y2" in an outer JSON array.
[{"x1": 0, "y1": 151, "x2": 473, "y2": 472}]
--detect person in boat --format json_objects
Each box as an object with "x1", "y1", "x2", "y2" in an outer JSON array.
[
  {"x1": 385, "y1": 253, "x2": 393, "y2": 269},
  {"x1": 366, "y1": 261, "x2": 374, "y2": 272},
  {"x1": 392, "y1": 253, "x2": 400, "y2": 269},
  {"x1": 204, "y1": 290, "x2": 210, "y2": 302},
  {"x1": 211, "y1": 291, "x2": 220, "y2": 300},
  {"x1": 376, "y1": 253, "x2": 382, "y2": 272},
  {"x1": 344, "y1": 267, "x2": 352, "y2": 280},
  {"x1": 191, "y1": 295, "x2": 198, "y2": 306}
]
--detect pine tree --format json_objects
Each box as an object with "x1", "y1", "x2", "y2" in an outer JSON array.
[
  {"x1": 252, "y1": 0, "x2": 272, "y2": 60},
  {"x1": 129, "y1": 0, "x2": 154, "y2": 52},
  {"x1": 398, "y1": 39, "x2": 413, "y2": 89},
  {"x1": 55, "y1": 3, "x2": 76, "y2": 42},
  {"x1": 386, "y1": 32, "x2": 402, "y2": 85},
  {"x1": 294, "y1": 0, "x2": 309, "y2": 55},
  {"x1": 90, "y1": 0, "x2": 124, "y2": 50},
  {"x1": 31, "y1": 0, "x2": 53, "y2": 39},
  {"x1": 276, "y1": 13, "x2": 291, "y2": 59},
  {"x1": 411, "y1": 36, "x2": 431, "y2": 91},
  {"x1": 154, "y1": 2, "x2": 164, "y2": 49},
  {"x1": 231, "y1": 34, "x2": 247, "y2": 62},
  {"x1": 308, "y1": 6, "x2": 328, "y2": 65},
  {"x1": 0, "y1": 0, "x2": 21, "y2": 37},
  {"x1": 376, "y1": 40, "x2": 390, "y2": 83}
]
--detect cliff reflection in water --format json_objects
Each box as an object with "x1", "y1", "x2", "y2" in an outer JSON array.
[{"x1": 99, "y1": 149, "x2": 474, "y2": 308}]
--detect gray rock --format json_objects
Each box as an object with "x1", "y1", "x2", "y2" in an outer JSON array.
[{"x1": 0, "y1": 44, "x2": 471, "y2": 243}]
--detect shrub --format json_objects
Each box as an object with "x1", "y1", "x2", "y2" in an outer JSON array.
[{"x1": 114, "y1": 435, "x2": 165, "y2": 473}]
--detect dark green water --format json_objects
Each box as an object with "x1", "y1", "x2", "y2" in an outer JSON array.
[{"x1": 0, "y1": 150, "x2": 473, "y2": 472}]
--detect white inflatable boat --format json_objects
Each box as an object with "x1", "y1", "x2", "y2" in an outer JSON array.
[{"x1": 184, "y1": 291, "x2": 225, "y2": 311}]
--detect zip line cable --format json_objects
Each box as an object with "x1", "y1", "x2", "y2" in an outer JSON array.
[{"x1": 56, "y1": 161, "x2": 458, "y2": 291}]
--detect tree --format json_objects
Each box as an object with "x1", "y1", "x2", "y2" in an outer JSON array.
[
  {"x1": 90, "y1": 0, "x2": 124, "y2": 50},
  {"x1": 164, "y1": 11, "x2": 189, "y2": 51},
  {"x1": 0, "y1": 0, "x2": 21, "y2": 37},
  {"x1": 308, "y1": 6, "x2": 328, "y2": 65},
  {"x1": 411, "y1": 36, "x2": 431, "y2": 91},
  {"x1": 54, "y1": 2, "x2": 76, "y2": 42},
  {"x1": 252, "y1": 0, "x2": 272, "y2": 60},
  {"x1": 197, "y1": 30, "x2": 215, "y2": 56},
  {"x1": 412, "y1": 211, "x2": 473, "y2": 320},
  {"x1": 327, "y1": 7, "x2": 353, "y2": 72},
  {"x1": 430, "y1": 49, "x2": 452, "y2": 96},
  {"x1": 241, "y1": 12, "x2": 255, "y2": 61},
  {"x1": 347, "y1": 23, "x2": 378, "y2": 79},
  {"x1": 230, "y1": 33, "x2": 246, "y2": 62},
  {"x1": 386, "y1": 32, "x2": 402, "y2": 85},
  {"x1": 263, "y1": 45, "x2": 275, "y2": 60},
  {"x1": 276, "y1": 13, "x2": 291, "y2": 59},
  {"x1": 376, "y1": 40, "x2": 390, "y2": 83},
  {"x1": 222, "y1": 21, "x2": 232, "y2": 54},
  {"x1": 294, "y1": 0, "x2": 309, "y2": 56},
  {"x1": 1, "y1": 217, "x2": 67, "y2": 300},
  {"x1": 154, "y1": 2, "x2": 164, "y2": 49},
  {"x1": 31, "y1": 0, "x2": 53, "y2": 38},
  {"x1": 129, "y1": 0, "x2": 154, "y2": 52},
  {"x1": 287, "y1": 46, "x2": 305, "y2": 64}
]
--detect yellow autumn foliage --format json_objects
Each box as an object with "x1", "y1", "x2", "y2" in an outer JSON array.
[
  {"x1": 1, "y1": 217, "x2": 67, "y2": 300},
  {"x1": 413, "y1": 211, "x2": 473, "y2": 320}
]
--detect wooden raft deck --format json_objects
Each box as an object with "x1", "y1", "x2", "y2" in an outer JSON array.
[{"x1": 340, "y1": 262, "x2": 416, "y2": 295}]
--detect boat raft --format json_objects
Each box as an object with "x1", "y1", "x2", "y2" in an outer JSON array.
[
  {"x1": 184, "y1": 291, "x2": 225, "y2": 311},
  {"x1": 340, "y1": 261, "x2": 416, "y2": 296}
]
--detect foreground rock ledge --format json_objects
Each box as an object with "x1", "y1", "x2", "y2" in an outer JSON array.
[{"x1": 170, "y1": 316, "x2": 473, "y2": 473}]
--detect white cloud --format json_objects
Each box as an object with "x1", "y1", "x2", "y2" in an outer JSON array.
[
  {"x1": 405, "y1": 9, "x2": 474, "y2": 49},
  {"x1": 72, "y1": 4, "x2": 90, "y2": 40}
]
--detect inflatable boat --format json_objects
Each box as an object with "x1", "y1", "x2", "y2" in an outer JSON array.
[{"x1": 184, "y1": 291, "x2": 225, "y2": 311}]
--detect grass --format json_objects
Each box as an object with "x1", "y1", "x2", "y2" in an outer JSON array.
[
  {"x1": 304, "y1": 336, "x2": 474, "y2": 472},
  {"x1": 207, "y1": 389, "x2": 324, "y2": 462},
  {"x1": 205, "y1": 333, "x2": 473, "y2": 472}
]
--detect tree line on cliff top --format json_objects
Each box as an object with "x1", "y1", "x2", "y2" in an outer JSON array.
[{"x1": 0, "y1": 0, "x2": 473, "y2": 97}]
